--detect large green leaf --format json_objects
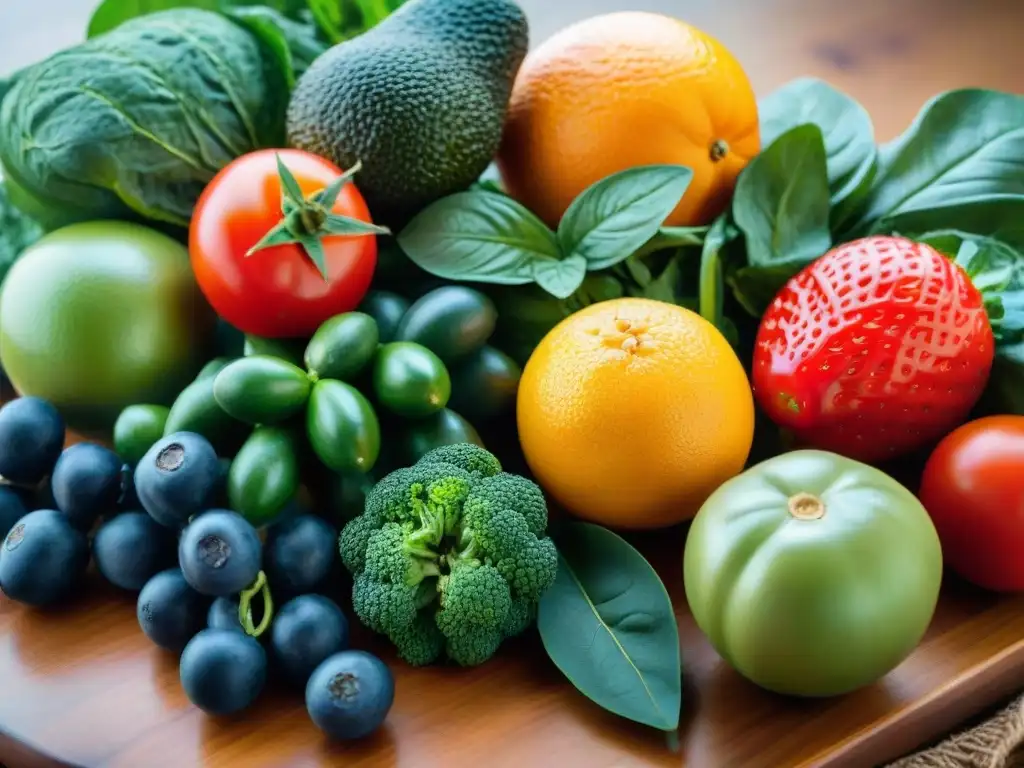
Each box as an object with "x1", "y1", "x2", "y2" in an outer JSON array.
[
  {"x1": 732, "y1": 124, "x2": 832, "y2": 269},
  {"x1": 397, "y1": 190, "x2": 561, "y2": 286},
  {"x1": 538, "y1": 522, "x2": 681, "y2": 732},
  {"x1": 0, "y1": 179, "x2": 43, "y2": 286},
  {"x1": 0, "y1": 9, "x2": 289, "y2": 230},
  {"x1": 849, "y1": 89, "x2": 1024, "y2": 237},
  {"x1": 759, "y1": 77, "x2": 878, "y2": 230},
  {"x1": 556, "y1": 165, "x2": 693, "y2": 271}
]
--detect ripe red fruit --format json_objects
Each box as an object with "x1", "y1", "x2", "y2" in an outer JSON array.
[{"x1": 752, "y1": 235, "x2": 995, "y2": 463}]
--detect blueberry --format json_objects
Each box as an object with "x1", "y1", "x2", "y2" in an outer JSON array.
[
  {"x1": 51, "y1": 443, "x2": 125, "y2": 530},
  {"x1": 265, "y1": 515, "x2": 338, "y2": 597},
  {"x1": 178, "y1": 509, "x2": 262, "y2": 597},
  {"x1": 135, "y1": 432, "x2": 220, "y2": 529},
  {"x1": 0, "y1": 508, "x2": 89, "y2": 606},
  {"x1": 93, "y1": 512, "x2": 177, "y2": 591},
  {"x1": 137, "y1": 568, "x2": 209, "y2": 651},
  {"x1": 271, "y1": 595, "x2": 350, "y2": 687},
  {"x1": 208, "y1": 597, "x2": 244, "y2": 633},
  {"x1": 0, "y1": 486, "x2": 28, "y2": 540},
  {"x1": 305, "y1": 650, "x2": 394, "y2": 740},
  {"x1": 0, "y1": 397, "x2": 65, "y2": 486},
  {"x1": 180, "y1": 628, "x2": 267, "y2": 715}
]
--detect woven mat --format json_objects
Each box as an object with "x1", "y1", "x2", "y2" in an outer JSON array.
[{"x1": 888, "y1": 694, "x2": 1024, "y2": 768}]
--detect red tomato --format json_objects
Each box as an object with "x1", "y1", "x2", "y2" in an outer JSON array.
[
  {"x1": 190, "y1": 149, "x2": 380, "y2": 338},
  {"x1": 918, "y1": 415, "x2": 1024, "y2": 592}
]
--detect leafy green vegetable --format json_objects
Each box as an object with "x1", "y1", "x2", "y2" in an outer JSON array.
[
  {"x1": 733, "y1": 124, "x2": 833, "y2": 269},
  {"x1": 0, "y1": 9, "x2": 290, "y2": 230},
  {"x1": 556, "y1": 165, "x2": 693, "y2": 270},
  {"x1": 398, "y1": 191, "x2": 561, "y2": 286},
  {"x1": 0, "y1": 180, "x2": 43, "y2": 286},
  {"x1": 537, "y1": 522, "x2": 682, "y2": 732},
  {"x1": 847, "y1": 89, "x2": 1024, "y2": 239},
  {"x1": 310, "y1": 0, "x2": 407, "y2": 42},
  {"x1": 759, "y1": 77, "x2": 877, "y2": 230},
  {"x1": 86, "y1": 0, "x2": 310, "y2": 36},
  {"x1": 225, "y1": 6, "x2": 328, "y2": 87},
  {"x1": 398, "y1": 165, "x2": 694, "y2": 300}
]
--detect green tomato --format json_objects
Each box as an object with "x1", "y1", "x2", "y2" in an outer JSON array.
[
  {"x1": 0, "y1": 221, "x2": 215, "y2": 432},
  {"x1": 306, "y1": 379, "x2": 381, "y2": 473},
  {"x1": 372, "y1": 342, "x2": 451, "y2": 419},
  {"x1": 683, "y1": 449, "x2": 942, "y2": 698},
  {"x1": 113, "y1": 404, "x2": 170, "y2": 466}
]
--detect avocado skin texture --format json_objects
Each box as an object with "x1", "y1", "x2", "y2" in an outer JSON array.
[{"x1": 286, "y1": 0, "x2": 529, "y2": 222}]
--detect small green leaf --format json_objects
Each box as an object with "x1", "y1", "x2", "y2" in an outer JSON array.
[
  {"x1": 759, "y1": 77, "x2": 878, "y2": 231},
  {"x1": 323, "y1": 213, "x2": 390, "y2": 236},
  {"x1": 733, "y1": 124, "x2": 832, "y2": 268},
  {"x1": 397, "y1": 190, "x2": 561, "y2": 286},
  {"x1": 298, "y1": 232, "x2": 329, "y2": 280},
  {"x1": 557, "y1": 165, "x2": 694, "y2": 271},
  {"x1": 314, "y1": 161, "x2": 362, "y2": 209},
  {"x1": 245, "y1": 224, "x2": 301, "y2": 256},
  {"x1": 642, "y1": 257, "x2": 682, "y2": 304},
  {"x1": 538, "y1": 522, "x2": 681, "y2": 732},
  {"x1": 638, "y1": 225, "x2": 709, "y2": 257},
  {"x1": 533, "y1": 254, "x2": 587, "y2": 299},
  {"x1": 275, "y1": 154, "x2": 306, "y2": 208},
  {"x1": 848, "y1": 89, "x2": 1024, "y2": 238}
]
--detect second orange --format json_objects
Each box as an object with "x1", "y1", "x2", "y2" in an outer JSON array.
[{"x1": 497, "y1": 12, "x2": 761, "y2": 229}]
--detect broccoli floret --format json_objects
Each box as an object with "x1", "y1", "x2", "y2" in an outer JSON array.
[
  {"x1": 458, "y1": 477, "x2": 558, "y2": 602},
  {"x1": 418, "y1": 443, "x2": 502, "y2": 479},
  {"x1": 337, "y1": 444, "x2": 559, "y2": 668}
]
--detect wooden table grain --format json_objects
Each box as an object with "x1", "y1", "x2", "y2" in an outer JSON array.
[{"x1": 3, "y1": 1, "x2": 1024, "y2": 766}]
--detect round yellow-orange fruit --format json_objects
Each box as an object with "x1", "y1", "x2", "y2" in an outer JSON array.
[
  {"x1": 517, "y1": 298, "x2": 754, "y2": 530},
  {"x1": 497, "y1": 12, "x2": 760, "y2": 229}
]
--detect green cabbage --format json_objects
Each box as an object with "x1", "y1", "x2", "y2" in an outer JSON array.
[{"x1": 0, "y1": 8, "x2": 292, "y2": 231}]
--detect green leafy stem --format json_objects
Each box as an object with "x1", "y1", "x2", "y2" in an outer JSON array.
[{"x1": 238, "y1": 569, "x2": 275, "y2": 638}]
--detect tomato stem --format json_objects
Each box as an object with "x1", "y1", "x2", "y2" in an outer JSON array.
[{"x1": 245, "y1": 154, "x2": 391, "y2": 282}]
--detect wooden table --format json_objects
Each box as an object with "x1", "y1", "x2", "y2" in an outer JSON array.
[{"x1": 4, "y1": 1, "x2": 1024, "y2": 766}]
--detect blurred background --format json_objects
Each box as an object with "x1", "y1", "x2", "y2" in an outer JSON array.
[{"x1": 1, "y1": 0, "x2": 1022, "y2": 139}]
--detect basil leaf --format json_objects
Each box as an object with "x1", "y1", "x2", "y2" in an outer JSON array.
[
  {"x1": 698, "y1": 216, "x2": 731, "y2": 331},
  {"x1": 759, "y1": 77, "x2": 878, "y2": 231},
  {"x1": 538, "y1": 522, "x2": 682, "y2": 732},
  {"x1": 733, "y1": 124, "x2": 832, "y2": 268},
  {"x1": 557, "y1": 165, "x2": 693, "y2": 271},
  {"x1": 850, "y1": 89, "x2": 1024, "y2": 237},
  {"x1": 533, "y1": 255, "x2": 587, "y2": 300},
  {"x1": 398, "y1": 190, "x2": 561, "y2": 286}
]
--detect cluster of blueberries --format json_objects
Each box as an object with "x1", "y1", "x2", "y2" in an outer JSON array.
[{"x1": 0, "y1": 395, "x2": 394, "y2": 741}]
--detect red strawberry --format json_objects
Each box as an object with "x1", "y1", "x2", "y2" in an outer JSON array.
[{"x1": 752, "y1": 235, "x2": 994, "y2": 463}]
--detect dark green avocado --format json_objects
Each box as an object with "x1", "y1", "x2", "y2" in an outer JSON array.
[{"x1": 285, "y1": 0, "x2": 529, "y2": 221}]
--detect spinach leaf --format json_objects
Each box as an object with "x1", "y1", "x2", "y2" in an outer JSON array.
[
  {"x1": 0, "y1": 180, "x2": 43, "y2": 287},
  {"x1": 538, "y1": 522, "x2": 682, "y2": 732},
  {"x1": 556, "y1": 165, "x2": 693, "y2": 271},
  {"x1": 759, "y1": 77, "x2": 877, "y2": 230},
  {"x1": 533, "y1": 254, "x2": 587, "y2": 299},
  {"x1": 849, "y1": 89, "x2": 1024, "y2": 238},
  {"x1": 0, "y1": 9, "x2": 289, "y2": 231},
  {"x1": 397, "y1": 190, "x2": 561, "y2": 286},
  {"x1": 732, "y1": 124, "x2": 832, "y2": 269},
  {"x1": 226, "y1": 5, "x2": 328, "y2": 86}
]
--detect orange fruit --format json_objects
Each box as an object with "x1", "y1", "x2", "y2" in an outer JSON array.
[
  {"x1": 497, "y1": 12, "x2": 760, "y2": 229},
  {"x1": 517, "y1": 298, "x2": 754, "y2": 530}
]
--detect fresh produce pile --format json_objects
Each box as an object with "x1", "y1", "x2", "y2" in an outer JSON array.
[{"x1": 2, "y1": 0, "x2": 1024, "y2": 752}]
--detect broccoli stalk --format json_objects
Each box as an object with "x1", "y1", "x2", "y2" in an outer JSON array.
[{"x1": 339, "y1": 443, "x2": 558, "y2": 667}]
